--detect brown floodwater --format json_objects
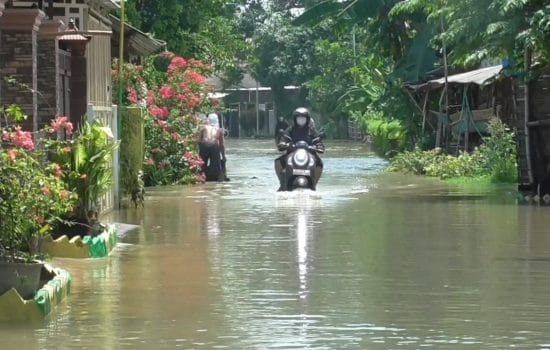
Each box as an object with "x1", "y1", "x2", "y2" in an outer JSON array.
[{"x1": 2, "y1": 139, "x2": 550, "y2": 349}]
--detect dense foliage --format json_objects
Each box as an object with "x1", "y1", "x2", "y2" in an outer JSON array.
[
  {"x1": 125, "y1": 0, "x2": 250, "y2": 86},
  {"x1": 44, "y1": 118, "x2": 119, "y2": 223},
  {"x1": 388, "y1": 119, "x2": 517, "y2": 183},
  {"x1": 248, "y1": 0, "x2": 548, "y2": 153},
  {"x1": 113, "y1": 53, "x2": 214, "y2": 186},
  {"x1": 0, "y1": 112, "x2": 77, "y2": 260}
]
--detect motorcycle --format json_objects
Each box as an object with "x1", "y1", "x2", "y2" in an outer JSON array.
[{"x1": 280, "y1": 138, "x2": 322, "y2": 191}]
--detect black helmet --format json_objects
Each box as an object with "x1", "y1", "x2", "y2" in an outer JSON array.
[{"x1": 292, "y1": 107, "x2": 310, "y2": 127}]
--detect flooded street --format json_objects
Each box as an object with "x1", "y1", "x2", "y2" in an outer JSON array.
[{"x1": 3, "y1": 138, "x2": 550, "y2": 349}]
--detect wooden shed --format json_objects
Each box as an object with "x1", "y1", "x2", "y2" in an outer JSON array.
[
  {"x1": 407, "y1": 64, "x2": 513, "y2": 154},
  {"x1": 408, "y1": 63, "x2": 550, "y2": 199}
]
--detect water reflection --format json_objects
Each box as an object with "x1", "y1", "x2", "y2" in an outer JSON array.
[
  {"x1": 3, "y1": 139, "x2": 550, "y2": 349},
  {"x1": 296, "y1": 209, "x2": 309, "y2": 300}
]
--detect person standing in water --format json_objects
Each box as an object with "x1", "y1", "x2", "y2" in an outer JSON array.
[{"x1": 199, "y1": 113, "x2": 228, "y2": 181}]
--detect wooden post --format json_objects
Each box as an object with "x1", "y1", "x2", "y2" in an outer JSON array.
[
  {"x1": 441, "y1": 14, "x2": 450, "y2": 150},
  {"x1": 524, "y1": 47, "x2": 534, "y2": 185},
  {"x1": 422, "y1": 90, "x2": 430, "y2": 136}
]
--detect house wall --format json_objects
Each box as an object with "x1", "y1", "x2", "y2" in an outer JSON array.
[
  {"x1": 85, "y1": 12, "x2": 112, "y2": 108},
  {"x1": 13, "y1": 0, "x2": 86, "y2": 28},
  {"x1": 0, "y1": 9, "x2": 43, "y2": 133},
  {"x1": 527, "y1": 72, "x2": 550, "y2": 194},
  {"x1": 37, "y1": 20, "x2": 63, "y2": 128}
]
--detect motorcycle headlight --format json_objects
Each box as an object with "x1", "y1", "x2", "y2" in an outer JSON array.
[{"x1": 293, "y1": 149, "x2": 309, "y2": 166}]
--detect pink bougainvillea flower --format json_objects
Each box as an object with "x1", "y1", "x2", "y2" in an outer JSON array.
[
  {"x1": 186, "y1": 71, "x2": 206, "y2": 85},
  {"x1": 177, "y1": 94, "x2": 187, "y2": 103},
  {"x1": 149, "y1": 106, "x2": 163, "y2": 119},
  {"x1": 50, "y1": 116, "x2": 73, "y2": 136},
  {"x1": 127, "y1": 86, "x2": 139, "y2": 105},
  {"x1": 145, "y1": 158, "x2": 155, "y2": 166},
  {"x1": 179, "y1": 82, "x2": 191, "y2": 94},
  {"x1": 4, "y1": 126, "x2": 35, "y2": 151},
  {"x1": 146, "y1": 91, "x2": 155, "y2": 107},
  {"x1": 167, "y1": 57, "x2": 188, "y2": 73},
  {"x1": 187, "y1": 95, "x2": 201, "y2": 110},
  {"x1": 160, "y1": 86, "x2": 175, "y2": 100},
  {"x1": 183, "y1": 151, "x2": 194, "y2": 161},
  {"x1": 160, "y1": 107, "x2": 170, "y2": 120}
]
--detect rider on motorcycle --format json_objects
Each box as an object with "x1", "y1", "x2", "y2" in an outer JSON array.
[{"x1": 275, "y1": 107, "x2": 325, "y2": 190}]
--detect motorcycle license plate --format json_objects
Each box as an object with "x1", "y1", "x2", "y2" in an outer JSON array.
[{"x1": 293, "y1": 169, "x2": 310, "y2": 176}]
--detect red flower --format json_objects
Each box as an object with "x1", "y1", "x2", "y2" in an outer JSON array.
[
  {"x1": 167, "y1": 57, "x2": 188, "y2": 73},
  {"x1": 149, "y1": 106, "x2": 163, "y2": 119},
  {"x1": 160, "y1": 86, "x2": 175, "y2": 100},
  {"x1": 127, "y1": 86, "x2": 139, "y2": 105},
  {"x1": 186, "y1": 71, "x2": 206, "y2": 85},
  {"x1": 50, "y1": 116, "x2": 73, "y2": 136},
  {"x1": 160, "y1": 107, "x2": 170, "y2": 120},
  {"x1": 3, "y1": 127, "x2": 35, "y2": 150},
  {"x1": 146, "y1": 91, "x2": 156, "y2": 107}
]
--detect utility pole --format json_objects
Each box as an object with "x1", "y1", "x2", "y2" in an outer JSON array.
[
  {"x1": 255, "y1": 81, "x2": 259, "y2": 136},
  {"x1": 118, "y1": 0, "x2": 125, "y2": 109}
]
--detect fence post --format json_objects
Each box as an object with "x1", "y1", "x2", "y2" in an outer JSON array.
[
  {"x1": 112, "y1": 104, "x2": 120, "y2": 209},
  {"x1": 87, "y1": 103, "x2": 94, "y2": 123}
]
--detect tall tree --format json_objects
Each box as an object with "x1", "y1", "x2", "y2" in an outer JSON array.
[{"x1": 126, "y1": 0, "x2": 250, "y2": 81}]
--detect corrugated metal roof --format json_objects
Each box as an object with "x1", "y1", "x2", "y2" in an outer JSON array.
[
  {"x1": 430, "y1": 64, "x2": 503, "y2": 86},
  {"x1": 110, "y1": 15, "x2": 166, "y2": 56},
  {"x1": 409, "y1": 64, "x2": 504, "y2": 90}
]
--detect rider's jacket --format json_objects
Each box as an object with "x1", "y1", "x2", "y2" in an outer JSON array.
[{"x1": 277, "y1": 119, "x2": 325, "y2": 155}]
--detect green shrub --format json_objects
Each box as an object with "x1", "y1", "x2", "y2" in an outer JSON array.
[
  {"x1": 354, "y1": 111, "x2": 407, "y2": 157},
  {"x1": 388, "y1": 118, "x2": 517, "y2": 183}
]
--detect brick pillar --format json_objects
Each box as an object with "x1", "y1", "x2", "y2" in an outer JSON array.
[
  {"x1": 0, "y1": 9, "x2": 45, "y2": 133},
  {"x1": 37, "y1": 19, "x2": 63, "y2": 129},
  {"x1": 69, "y1": 45, "x2": 88, "y2": 127}
]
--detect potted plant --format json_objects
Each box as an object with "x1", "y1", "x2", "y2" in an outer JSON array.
[
  {"x1": 44, "y1": 117, "x2": 119, "y2": 237},
  {"x1": 0, "y1": 107, "x2": 76, "y2": 299}
]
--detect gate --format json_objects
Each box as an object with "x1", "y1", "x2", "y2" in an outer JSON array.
[{"x1": 86, "y1": 103, "x2": 120, "y2": 213}]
